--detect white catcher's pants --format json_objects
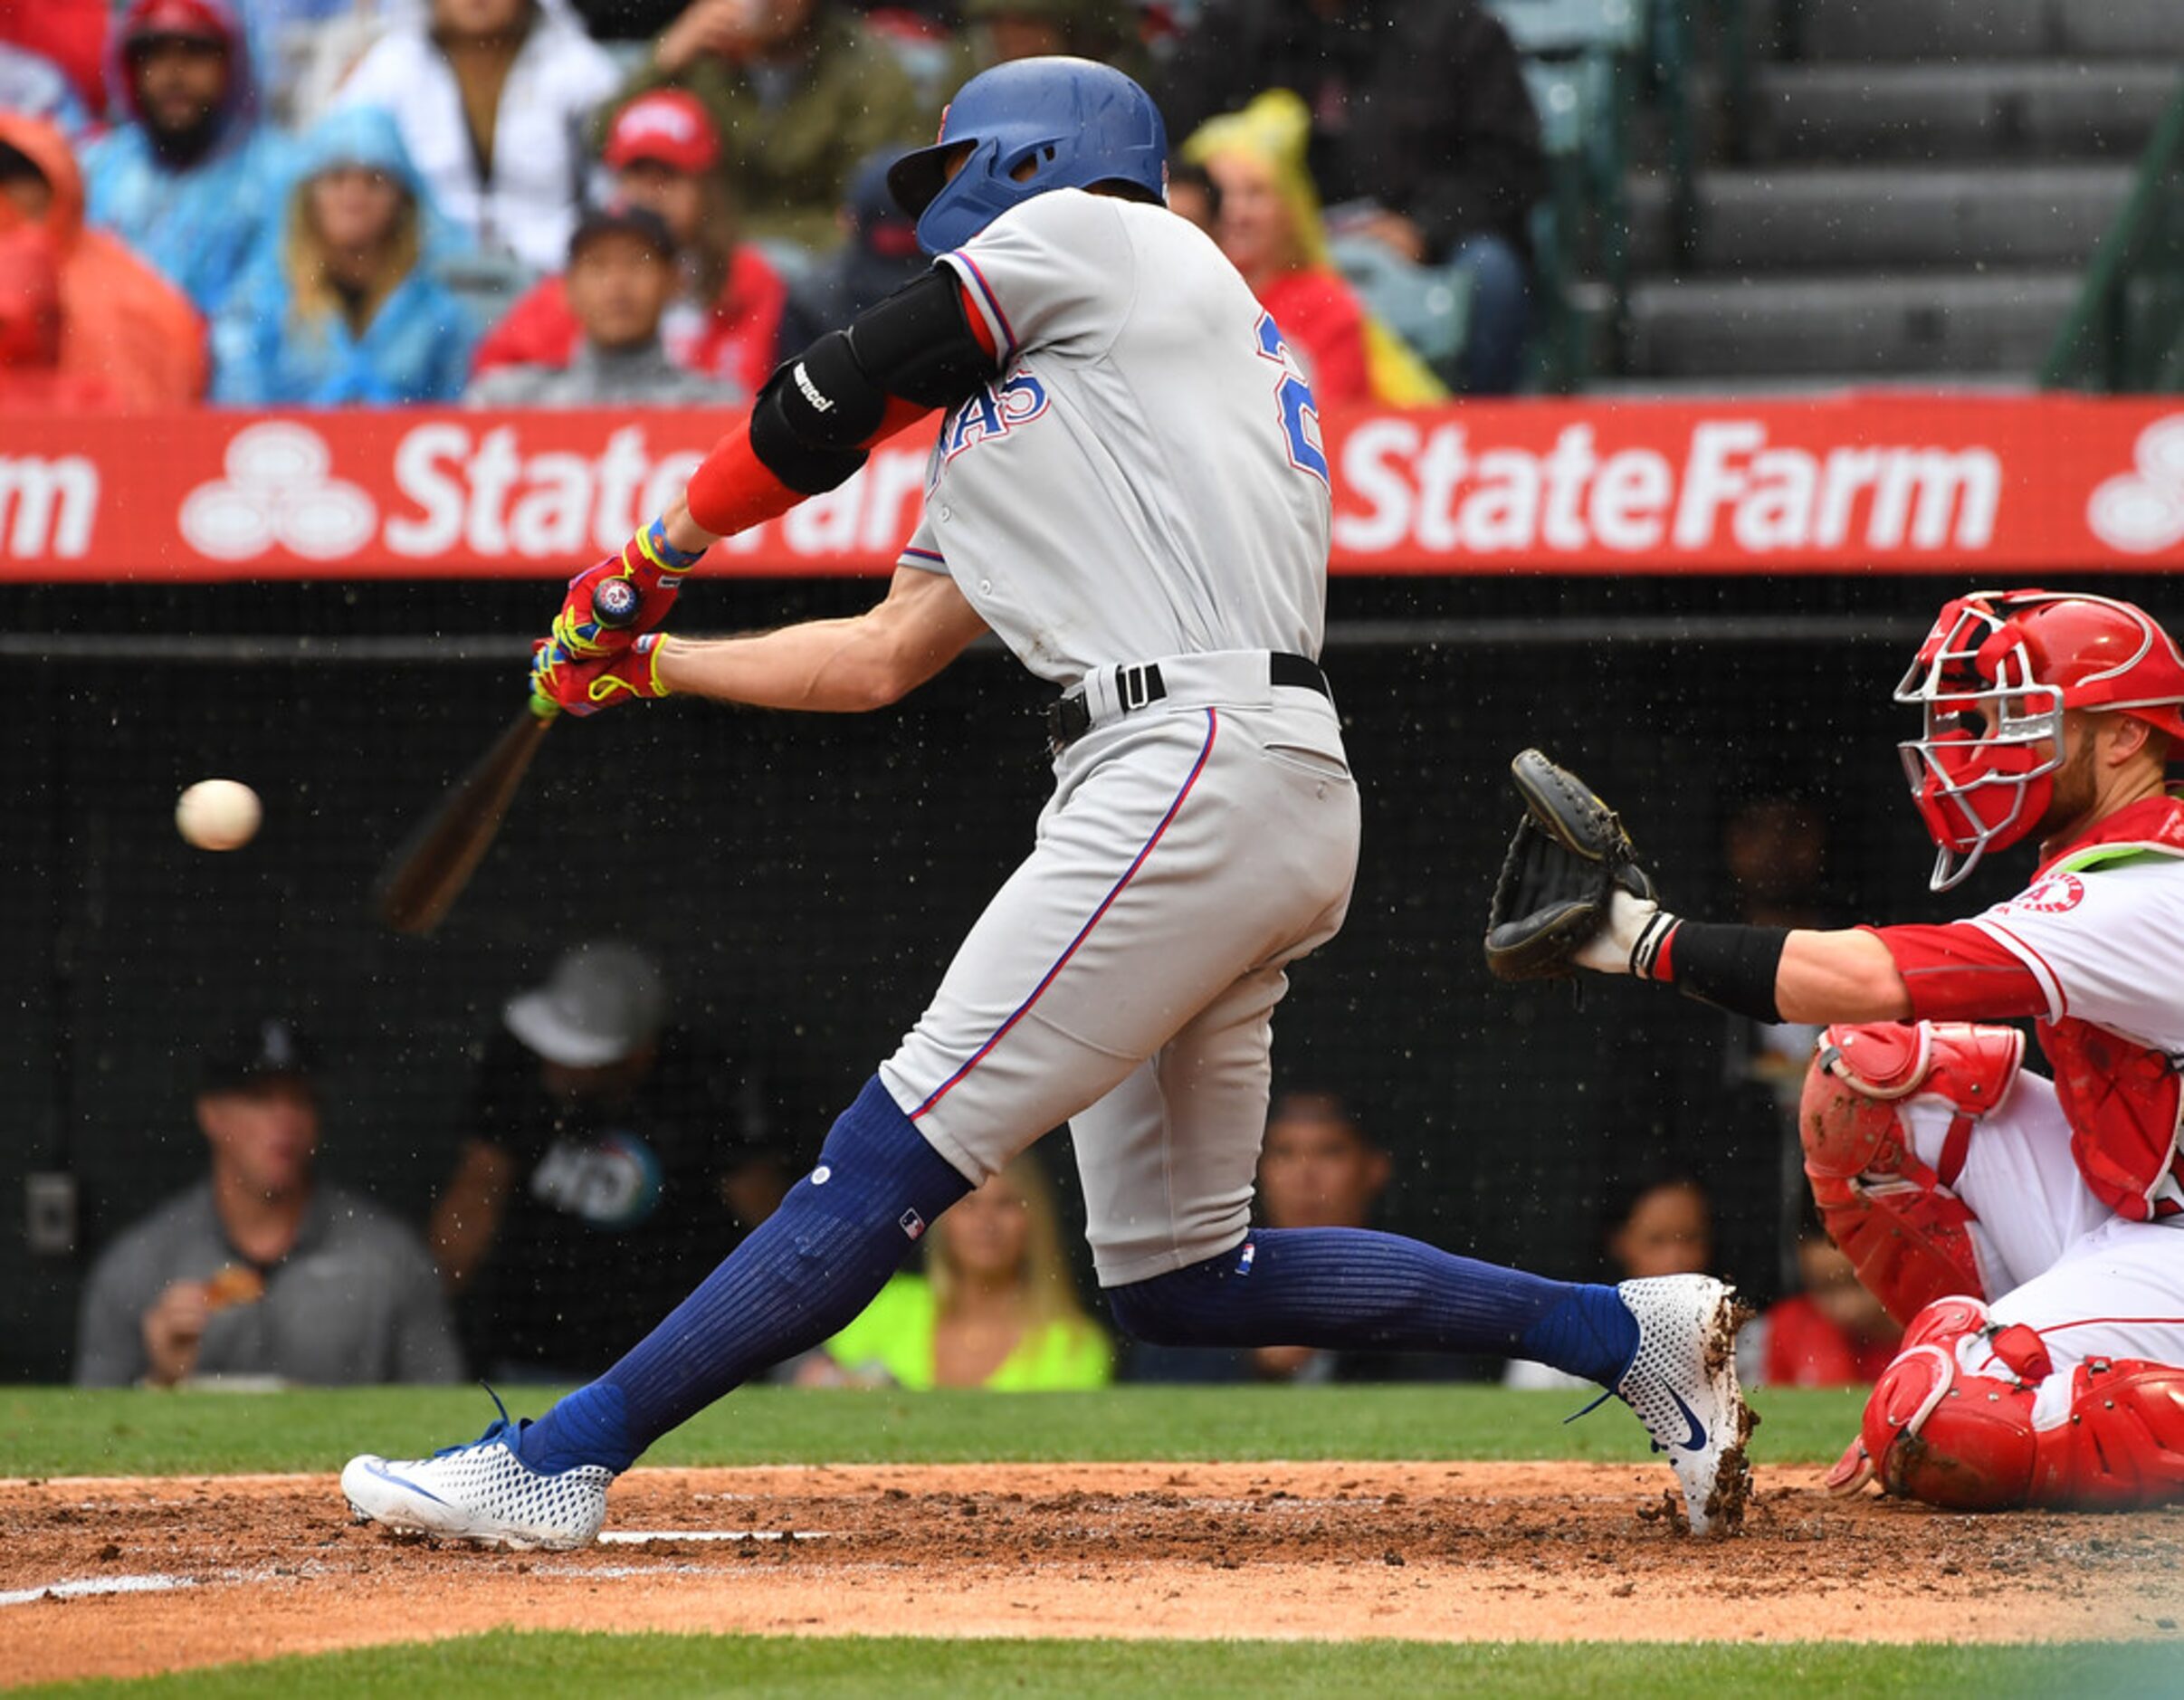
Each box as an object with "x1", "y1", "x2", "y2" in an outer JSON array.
[
  {"x1": 1904, "y1": 1074, "x2": 2184, "y2": 1416},
  {"x1": 879, "y1": 663, "x2": 1359, "y2": 1285}
]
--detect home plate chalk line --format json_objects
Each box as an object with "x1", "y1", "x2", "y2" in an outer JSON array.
[
  {"x1": 0, "y1": 1574, "x2": 196, "y2": 1608},
  {"x1": 596, "y1": 1530, "x2": 830, "y2": 1544}
]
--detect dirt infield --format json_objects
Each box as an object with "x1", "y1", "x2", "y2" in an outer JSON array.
[{"x1": 5, "y1": 1462, "x2": 2182, "y2": 1685}]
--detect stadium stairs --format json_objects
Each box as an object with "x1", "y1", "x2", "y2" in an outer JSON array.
[{"x1": 1609, "y1": 0, "x2": 2179, "y2": 392}]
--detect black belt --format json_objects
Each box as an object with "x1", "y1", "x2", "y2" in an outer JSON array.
[{"x1": 1045, "y1": 652, "x2": 1330, "y2": 751}]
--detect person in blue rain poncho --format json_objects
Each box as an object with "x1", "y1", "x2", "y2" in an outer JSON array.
[
  {"x1": 81, "y1": 0, "x2": 283, "y2": 318},
  {"x1": 212, "y1": 106, "x2": 478, "y2": 406}
]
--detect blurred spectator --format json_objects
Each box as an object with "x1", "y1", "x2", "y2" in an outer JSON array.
[
  {"x1": 0, "y1": 224, "x2": 121, "y2": 407},
  {"x1": 472, "y1": 90, "x2": 786, "y2": 395},
  {"x1": 74, "y1": 1017, "x2": 463, "y2": 1389},
  {"x1": 1741, "y1": 1222, "x2": 1902, "y2": 1389},
  {"x1": 775, "y1": 146, "x2": 927, "y2": 348},
  {"x1": 1717, "y1": 790, "x2": 1833, "y2": 1289},
  {"x1": 256, "y1": 0, "x2": 390, "y2": 128},
  {"x1": 213, "y1": 107, "x2": 478, "y2": 405},
  {"x1": 566, "y1": 0, "x2": 690, "y2": 39},
  {"x1": 1159, "y1": 0, "x2": 1544, "y2": 394},
  {"x1": 81, "y1": 0, "x2": 283, "y2": 320},
  {"x1": 1130, "y1": 1093, "x2": 1477, "y2": 1383},
  {"x1": 1504, "y1": 1171, "x2": 1712, "y2": 1390},
  {"x1": 1183, "y1": 91, "x2": 1445, "y2": 407},
  {"x1": 428, "y1": 941, "x2": 791, "y2": 1380},
  {"x1": 0, "y1": 0, "x2": 109, "y2": 116},
  {"x1": 806, "y1": 1151, "x2": 1112, "y2": 1390},
  {"x1": 0, "y1": 42, "x2": 95, "y2": 142},
  {"x1": 333, "y1": 0, "x2": 623, "y2": 274},
  {"x1": 466, "y1": 201, "x2": 742, "y2": 404},
  {"x1": 625, "y1": 0, "x2": 927, "y2": 250},
  {"x1": 0, "y1": 113, "x2": 208, "y2": 407},
  {"x1": 965, "y1": 0, "x2": 1147, "y2": 78},
  {"x1": 1164, "y1": 156, "x2": 1216, "y2": 237}
]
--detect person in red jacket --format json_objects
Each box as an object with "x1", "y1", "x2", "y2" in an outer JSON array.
[
  {"x1": 0, "y1": 111, "x2": 205, "y2": 408},
  {"x1": 0, "y1": 221, "x2": 121, "y2": 408},
  {"x1": 470, "y1": 89, "x2": 787, "y2": 399},
  {"x1": 0, "y1": 0, "x2": 108, "y2": 115}
]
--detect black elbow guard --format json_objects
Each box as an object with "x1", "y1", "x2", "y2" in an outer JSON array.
[
  {"x1": 847, "y1": 268, "x2": 997, "y2": 408},
  {"x1": 748, "y1": 268, "x2": 997, "y2": 493},
  {"x1": 749, "y1": 339, "x2": 874, "y2": 494}
]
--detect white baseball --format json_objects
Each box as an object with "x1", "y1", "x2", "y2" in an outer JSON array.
[{"x1": 176, "y1": 778, "x2": 262, "y2": 852}]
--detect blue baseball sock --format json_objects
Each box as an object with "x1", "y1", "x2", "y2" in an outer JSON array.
[
  {"x1": 1105, "y1": 1227, "x2": 1638, "y2": 1388},
  {"x1": 518, "y1": 1075, "x2": 972, "y2": 1475}
]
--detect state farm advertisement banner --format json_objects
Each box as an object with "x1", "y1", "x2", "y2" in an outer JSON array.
[{"x1": 3, "y1": 395, "x2": 2182, "y2": 580}]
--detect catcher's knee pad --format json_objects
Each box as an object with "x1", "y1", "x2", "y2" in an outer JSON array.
[
  {"x1": 1862, "y1": 1341, "x2": 2040, "y2": 1511},
  {"x1": 1798, "y1": 1021, "x2": 2023, "y2": 1326}
]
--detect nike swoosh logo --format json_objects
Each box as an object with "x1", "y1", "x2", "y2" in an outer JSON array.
[
  {"x1": 363, "y1": 1459, "x2": 449, "y2": 1504},
  {"x1": 1665, "y1": 1389, "x2": 1709, "y2": 1453}
]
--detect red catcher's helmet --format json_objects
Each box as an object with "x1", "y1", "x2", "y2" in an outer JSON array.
[{"x1": 1895, "y1": 589, "x2": 2184, "y2": 891}]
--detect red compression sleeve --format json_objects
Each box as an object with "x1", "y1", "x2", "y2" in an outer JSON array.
[
  {"x1": 683, "y1": 276, "x2": 997, "y2": 540},
  {"x1": 684, "y1": 396, "x2": 935, "y2": 538},
  {"x1": 1867, "y1": 922, "x2": 2050, "y2": 1021}
]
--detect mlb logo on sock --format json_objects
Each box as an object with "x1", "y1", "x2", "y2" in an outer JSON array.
[{"x1": 899, "y1": 1208, "x2": 927, "y2": 1240}]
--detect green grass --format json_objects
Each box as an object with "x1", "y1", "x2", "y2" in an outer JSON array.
[
  {"x1": 0, "y1": 1383, "x2": 1864, "y2": 1479},
  {"x1": 18, "y1": 1632, "x2": 2184, "y2": 1699}
]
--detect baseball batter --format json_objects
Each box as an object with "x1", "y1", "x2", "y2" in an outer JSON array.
[
  {"x1": 1550, "y1": 588, "x2": 2184, "y2": 1510},
  {"x1": 342, "y1": 57, "x2": 1751, "y2": 1549}
]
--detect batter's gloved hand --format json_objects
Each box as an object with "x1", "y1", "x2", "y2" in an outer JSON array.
[
  {"x1": 550, "y1": 519, "x2": 705, "y2": 660},
  {"x1": 1483, "y1": 749, "x2": 1664, "y2": 981},
  {"x1": 529, "y1": 633, "x2": 672, "y2": 720}
]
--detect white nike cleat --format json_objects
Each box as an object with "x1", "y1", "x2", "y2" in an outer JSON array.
[
  {"x1": 1614, "y1": 1274, "x2": 1756, "y2": 1536},
  {"x1": 342, "y1": 1400, "x2": 614, "y2": 1551}
]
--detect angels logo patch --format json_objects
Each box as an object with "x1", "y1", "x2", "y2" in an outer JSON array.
[{"x1": 2004, "y1": 874, "x2": 2086, "y2": 915}]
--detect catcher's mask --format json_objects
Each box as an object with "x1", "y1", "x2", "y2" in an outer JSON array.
[
  {"x1": 1895, "y1": 588, "x2": 2184, "y2": 891},
  {"x1": 886, "y1": 56, "x2": 1168, "y2": 256}
]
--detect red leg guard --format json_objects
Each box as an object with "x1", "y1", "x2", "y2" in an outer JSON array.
[
  {"x1": 2027, "y1": 1360, "x2": 2184, "y2": 1511},
  {"x1": 1798, "y1": 1022, "x2": 2019, "y2": 1327},
  {"x1": 1863, "y1": 1342, "x2": 2038, "y2": 1510},
  {"x1": 1861, "y1": 1304, "x2": 2184, "y2": 1512}
]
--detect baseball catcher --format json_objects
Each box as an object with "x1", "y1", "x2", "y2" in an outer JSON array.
[{"x1": 1499, "y1": 589, "x2": 2184, "y2": 1512}]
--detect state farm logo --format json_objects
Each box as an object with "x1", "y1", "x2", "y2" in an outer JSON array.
[
  {"x1": 2006, "y1": 874, "x2": 2085, "y2": 915},
  {"x1": 178, "y1": 422, "x2": 377, "y2": 560},
  {"x1": 2087, "y1": 415, "x2": 2184, "y2": 555}
]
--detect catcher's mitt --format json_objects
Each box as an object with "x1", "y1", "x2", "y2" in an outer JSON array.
[{"x1": 1483, "y1": 750, "x2": 1655, "y2": 981}]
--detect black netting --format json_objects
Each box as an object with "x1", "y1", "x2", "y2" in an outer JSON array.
[{"x1": 9, "y1": 571, "x2": 2145, "y2": 1380}]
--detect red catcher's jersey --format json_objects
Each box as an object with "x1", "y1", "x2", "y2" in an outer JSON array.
[{"x1": 1874, "y1": 792, "x2": 2184, "y2": 1221}]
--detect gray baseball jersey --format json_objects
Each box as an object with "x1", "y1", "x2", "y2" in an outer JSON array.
[
  {"x1": 896, "y1": 189, "x2": 1331, "y2": 682},
  {"x1": 875, "y1": 190, "x2": 1362, "y2": 1285}
]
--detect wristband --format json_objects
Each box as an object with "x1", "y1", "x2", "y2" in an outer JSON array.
[
  {"x1": 636, "y1": 514, "x2": 706, "y2": 574},
  {"x1": 1650, "y1": 922, "x2": 1788, "y2": 1023}
]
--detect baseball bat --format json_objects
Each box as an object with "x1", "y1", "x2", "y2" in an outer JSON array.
[{"x1": 374, "y1": 578, "x2": 640, "y2": 936}]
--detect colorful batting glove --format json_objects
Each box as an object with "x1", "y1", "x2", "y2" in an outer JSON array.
[
  {"x1": 550, "y1": 516, "x2": 706, "y2": 659},
  {"x1": 529, "y1": 632, "x2": 672, "y2": 720}
]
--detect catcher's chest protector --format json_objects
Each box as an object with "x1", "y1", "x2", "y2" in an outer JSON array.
[{"x1": 1798, "y1": 1021, "x2": 2022, "y2": 1325}]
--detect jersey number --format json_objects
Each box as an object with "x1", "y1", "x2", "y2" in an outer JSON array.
[{"x1": 1254, "y1": 313, "x2": 1329, "y2": 485}]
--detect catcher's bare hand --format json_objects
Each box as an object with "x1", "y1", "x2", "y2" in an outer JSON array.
[{"x1": 1483, "y1": 749, "x2": 1664, "y2": 981}]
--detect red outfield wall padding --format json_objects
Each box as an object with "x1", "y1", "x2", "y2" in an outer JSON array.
[{"x1": 3, "y1": 395, "x2": 2181, "y2": 580}]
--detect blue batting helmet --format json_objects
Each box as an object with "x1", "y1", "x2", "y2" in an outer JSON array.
[{"x1": 886, "y1": 56, "x2": 1168, "y2": 256}]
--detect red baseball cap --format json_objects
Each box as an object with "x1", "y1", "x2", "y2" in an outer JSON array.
[
  {"x1": 121, "y1": 0, "x2": 230, "y2": 47},
  {"x1": 604, "y1": 91, "x2": 720, "y2": 176}
]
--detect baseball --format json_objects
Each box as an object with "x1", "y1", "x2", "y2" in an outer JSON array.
[{"x1": 176, "y1": 778, "x2": 262, "y2": 851}]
